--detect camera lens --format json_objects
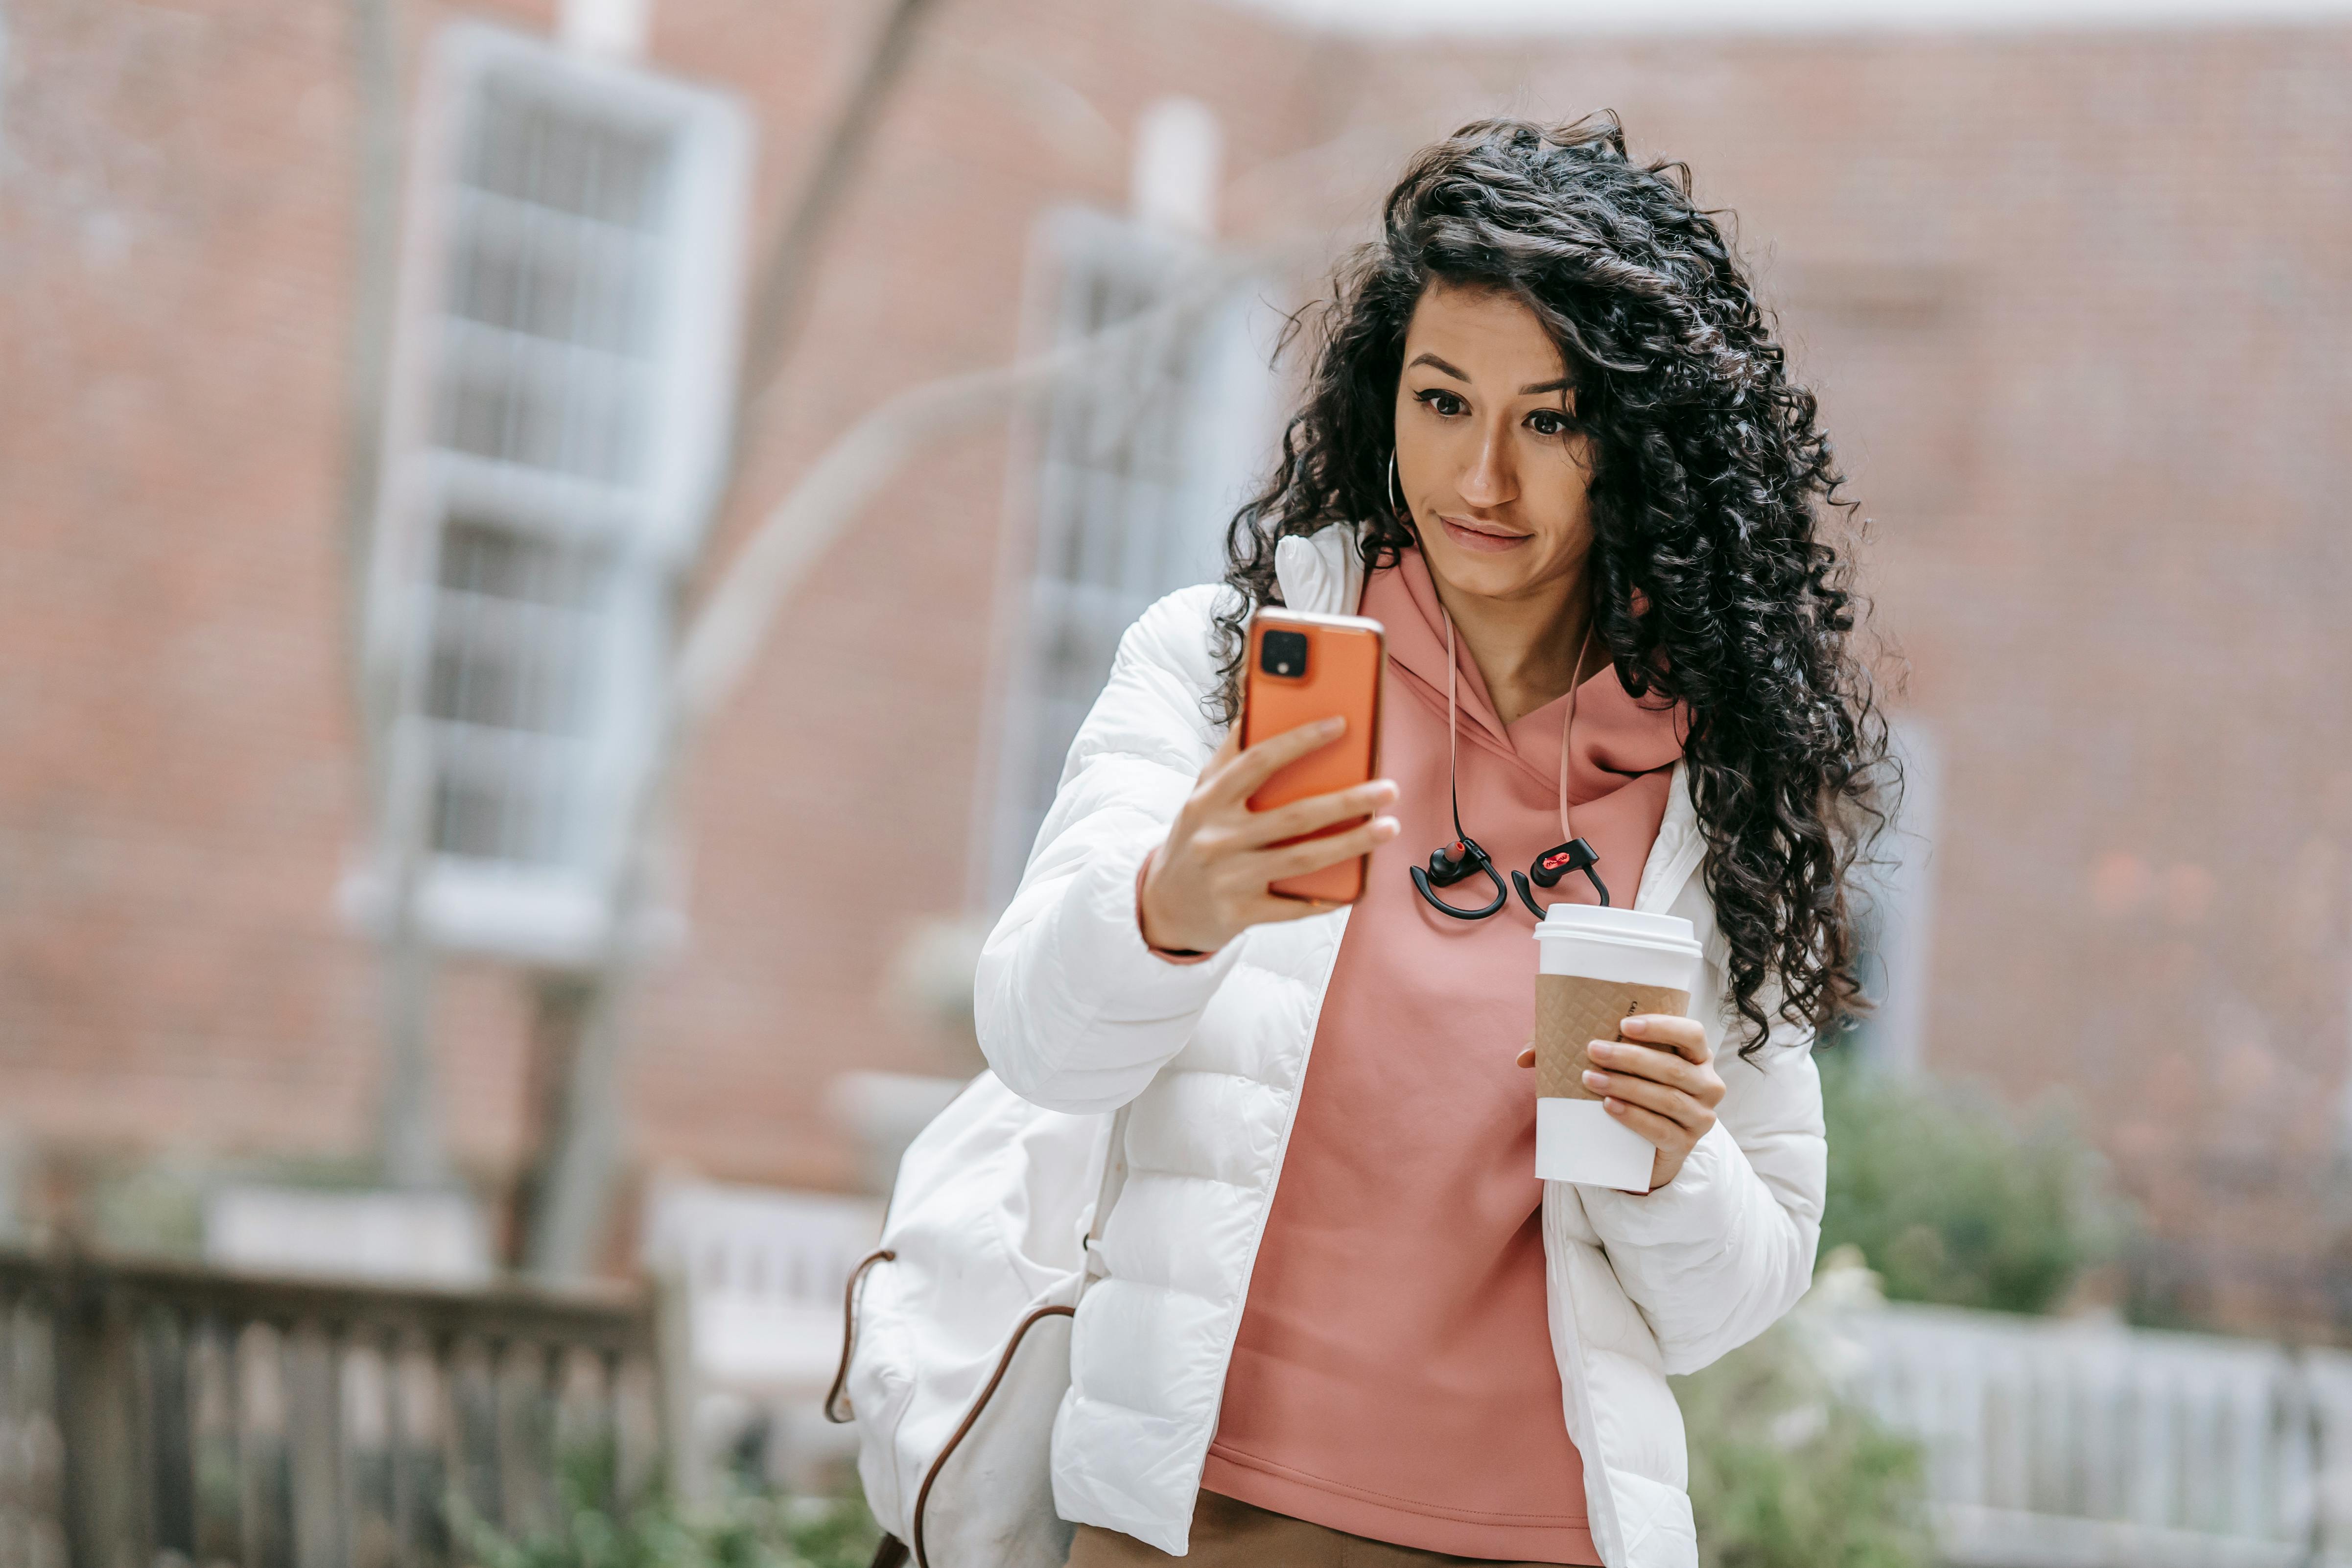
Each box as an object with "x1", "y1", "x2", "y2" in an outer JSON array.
[{"x1": 1260, "y1": 629, "x2": 1309, "y2": 679}]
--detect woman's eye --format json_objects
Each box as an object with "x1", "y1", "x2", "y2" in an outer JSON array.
[
  {"x1": 1415, "y1": 389, "x2": 1465, "y2": 418},
  {"x1": 1527, "y1": 409, "x2": 1572, "y2": 437}
]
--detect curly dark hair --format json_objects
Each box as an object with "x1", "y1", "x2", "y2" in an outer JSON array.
[{"x1": 1212, "y1": 113, "x2": 1893, "y2": 1056}]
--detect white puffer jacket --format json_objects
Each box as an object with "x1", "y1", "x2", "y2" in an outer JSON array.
[{"x1": 975, "y1": 523, "x2": 1827, "y2": 1568}]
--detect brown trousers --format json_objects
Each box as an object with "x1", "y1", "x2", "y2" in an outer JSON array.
[{"x1": 1063, "y1": 1490, "x2": 1570, "y2": 1568}]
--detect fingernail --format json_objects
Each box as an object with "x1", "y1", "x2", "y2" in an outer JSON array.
[
  {"x1": 1315, "y1": 716, "x2": 1345, "y2": 736},
  {"x1": 1587, "y1": 1039, "x2": 1613, "y2": 1060},
  {"x1": 1582, "y1": 1070, "x2": 1607, "y2": 1091},
  {"x1": 1604, "y1": 1099, "x2": 1625, "y2": 1115},
  {"x1": 1371, "y1": 817, "x2": 1400, "y2": 839},
  {"x1": 1620, "y1": 1016, "x2": 1647, "y2": 1037}
]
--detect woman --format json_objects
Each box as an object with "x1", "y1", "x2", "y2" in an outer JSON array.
[{"x1": 976, "y1": 115, "x2": 1884, "y2": 1568}]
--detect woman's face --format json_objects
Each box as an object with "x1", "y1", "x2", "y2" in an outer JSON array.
[{"x1": 1391, "y1": 282, "x2": 1596, "y2": 603}]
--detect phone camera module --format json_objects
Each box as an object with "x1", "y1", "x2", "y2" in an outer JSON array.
[{"x1": 1260, "y1": 629, "x2": 1309, "y2": 679}]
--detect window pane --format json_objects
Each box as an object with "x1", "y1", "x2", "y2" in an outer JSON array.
[
  {"x1": 423, "y1": 516, "x2": 611, "y2": 865},
  {"x1": 465, "y1": 80, "x2": 667, "y2": 231},
  {"x1": 433, "y1": 76, "x2": 673, "y2": 485}
]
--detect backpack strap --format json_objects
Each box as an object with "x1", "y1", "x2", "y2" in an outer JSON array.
[{"x1": 825, "y1": 1246, "x2": 897, "y2": 1425}]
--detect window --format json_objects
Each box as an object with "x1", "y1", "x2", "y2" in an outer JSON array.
[
  {"x1": 353, "y1": 23, "x2": 749, "y2": 963},
  {"x1": 976, "y1": 207, "x2": 1279, "y2": 908}
]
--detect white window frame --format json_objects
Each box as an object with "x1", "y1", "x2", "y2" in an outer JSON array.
[
  {"x1": 345, "y1": 22, "x2": 749, "y2": 966},
  {"x1": 970, "y1": 206, "x2": 1279, "y2": 911}
]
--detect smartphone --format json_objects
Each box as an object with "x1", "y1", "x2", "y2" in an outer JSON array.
[{"x1": 1240, "y1": 608, "x2": 1386, "y2": 904}]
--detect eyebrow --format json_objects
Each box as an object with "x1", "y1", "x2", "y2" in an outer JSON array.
[{"x1": 1406, "y1": 352, "x2": 1573, "y2": 398}]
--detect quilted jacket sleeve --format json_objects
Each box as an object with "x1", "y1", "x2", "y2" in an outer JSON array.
[
  {"x1": 975, "y1": 585, "x2": 1242, "y2": 1116},
  {"x1": 1575, "y1": 889, "x2": 1829, "y2": 1375}
]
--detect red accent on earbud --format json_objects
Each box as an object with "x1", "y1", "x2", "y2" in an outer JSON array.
[{"x1": 1542, "y1": 851, "x2": 1569, "y2": 871}]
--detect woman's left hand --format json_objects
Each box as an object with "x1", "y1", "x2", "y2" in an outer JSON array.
[{"x1": 1513, "y1": 1015, "x2": 1725, "y2": 1189}]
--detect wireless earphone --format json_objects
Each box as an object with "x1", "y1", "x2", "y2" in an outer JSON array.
[
  {"x1": 1392, "y1": 447, "x2": 1610, "y2": 922},
  {"x1": 1515, "y1": 837, "x2": 1609, "y2": 915},
  {"x1": 1392, "y1": 456, "x2": 1618, "y2": 931},
  {"x1": 1406, "y1": 599, "x2": 1611, "y2": 922}
]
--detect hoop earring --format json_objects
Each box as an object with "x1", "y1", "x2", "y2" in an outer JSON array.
[{"x1": 1388, "y1": 449, "x2": 1411, "y2": 529}]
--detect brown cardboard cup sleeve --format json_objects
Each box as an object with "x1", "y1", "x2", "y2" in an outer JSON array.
[
  {"x1": 1535, "y1": 978, "x2": 1693, "y2": 1099},
  {"x1": 1533, "y1": 977, "x2": 1690, "y2": 1192}
]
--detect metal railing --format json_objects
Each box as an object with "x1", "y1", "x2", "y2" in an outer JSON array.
[{"x1": 0, "y1": 1246, "x2": 662, "y2": 1568}]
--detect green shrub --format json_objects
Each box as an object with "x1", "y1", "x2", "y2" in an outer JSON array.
[
  {"x1": 457, "y1": 1449, "x2": 881, "y2": 1568},
  {"x1": 1817, "y1": 1055, "x2": 2119, "y2": 1314}
]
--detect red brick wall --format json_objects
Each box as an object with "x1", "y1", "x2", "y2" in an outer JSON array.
[
  {"x1": 0, "y1": 0, "x2": 379, "y2": 1157},
  {"x1": 4, "y1": 0, "x2": 2348, "y2": 1330}
]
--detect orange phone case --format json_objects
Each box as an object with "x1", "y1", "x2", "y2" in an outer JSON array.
[{"x1": 1241, "y1": 608, "x2": 1386, "y2": 904}]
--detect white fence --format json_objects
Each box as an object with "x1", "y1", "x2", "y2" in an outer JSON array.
[
  {"x1": 641, "y1": 1176, "x2": 884, "y2": 1492},
  {"x1": 1832, "y1": 1300, "x2": 2352, "y2": 1568},
  {"x1": 635, "y1": 1171, "x2": 2352, "y2": 1561}
]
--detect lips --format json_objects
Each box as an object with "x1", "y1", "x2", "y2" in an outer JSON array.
[{"x1": 1438, "y1": 515, "x2": 1532, "y2": 554}]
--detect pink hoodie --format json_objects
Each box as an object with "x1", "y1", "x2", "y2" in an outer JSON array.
[{"x1": 1199, "y1": 548, "x2": 1684, "y2": 1563}]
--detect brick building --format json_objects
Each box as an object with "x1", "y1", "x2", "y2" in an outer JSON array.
[{"x1": 2, "y1": 0, "x2": 2348, "y2": 1330}]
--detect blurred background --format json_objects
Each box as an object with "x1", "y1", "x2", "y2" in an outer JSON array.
[{"x1": 4, "y1": 0, "x2": 2352, "y2": 1561}]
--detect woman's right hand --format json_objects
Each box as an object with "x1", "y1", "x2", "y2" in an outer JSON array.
[{"x1": 1137, "y1": 718, "x2": 1401, "y2": 956}]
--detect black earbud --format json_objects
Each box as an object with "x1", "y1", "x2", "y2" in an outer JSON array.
[
  {"x1": 1410, "y1": 835, "x2": 1509, "y2": 920},
  {"x1": 1511, "y1": 837, "x2": 1610, "y2": 919},
  {"x1": 1529, "y1": 838, "x2": 1600, "y2": 890}
]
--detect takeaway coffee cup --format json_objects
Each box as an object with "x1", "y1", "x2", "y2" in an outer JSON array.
[{"x1": 1533, "y1": 904, "x2": 1706, "y2": 1192}]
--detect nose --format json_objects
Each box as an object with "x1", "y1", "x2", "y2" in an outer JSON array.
[{"x1": 1457, "y1": 420, "x2": 1517, "y2": 509}]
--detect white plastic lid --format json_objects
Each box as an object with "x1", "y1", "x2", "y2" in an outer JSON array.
[{"x1": 1533, "y1": 903, "x2": 1701, "y2": 955}]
